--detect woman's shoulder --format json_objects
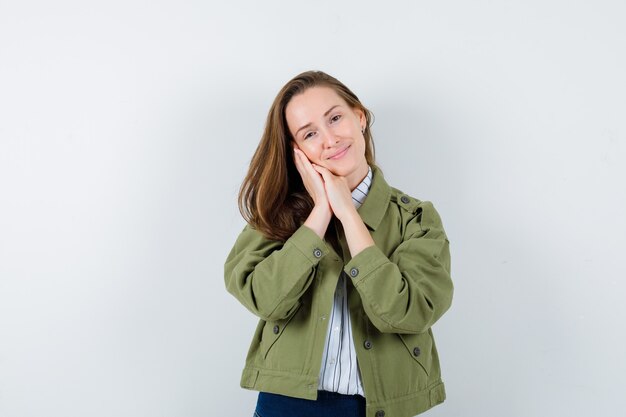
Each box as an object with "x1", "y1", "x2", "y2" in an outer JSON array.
[
  {"x1": 386, "y1": 184, "x2": 446, "y2": 231},
  {"x1": 228, "y1": 222, "x2": 285, "y2": 253},
  {"x1": 388, "y1": 185, "x2": 425, "y2": 213},
  {"x1": 371, "y1": 166, "x2": 434, "y2": 213}
]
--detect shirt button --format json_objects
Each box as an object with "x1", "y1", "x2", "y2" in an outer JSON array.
[
  {"x1": 376, "y1": 410, "x2": 385, "y2": 417},
  {"x1": 363, "y1": 340, "x2": 372, "y2": 350},
  {"x1": 313, "y1": 248, "x2": 322, "y2": 258},
  {"x1": 413, "y1": 347, "x2": 421, "y2": 357},
  {"x1": 350, "y1": 268, "x2": 359, "y2": 277},
  {"x1": 273, "y1": 325, "x2": 280, "y2": 334},
  {"x1": 401, "y1": 195, "x2": 410, "y2": 204}
]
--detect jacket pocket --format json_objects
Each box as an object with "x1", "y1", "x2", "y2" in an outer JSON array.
[
  {"x1": 398, "y1": 330, "x2": 433, "y2": 376},
  {"x1": 260, "y1": 300, "x2": 303, "y2": 359}
]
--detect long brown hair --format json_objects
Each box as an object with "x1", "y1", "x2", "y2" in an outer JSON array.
[{"x1": 238, "y1": 70, "x2": 376, "y2": 241}]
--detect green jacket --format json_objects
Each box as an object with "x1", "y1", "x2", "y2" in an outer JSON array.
[{"x1": 224, "y1": 166, "x2": 453, "y2": 417}]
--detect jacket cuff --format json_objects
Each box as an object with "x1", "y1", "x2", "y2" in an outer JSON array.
[
  {"x1": 288, "y1": 224, "x2": 330, "y2": 265},
  {"x1": 344, "y1": 244, "x2": 388, "y2": 286}
]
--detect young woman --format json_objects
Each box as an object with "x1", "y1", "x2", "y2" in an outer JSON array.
[{"x1": 224, "y1": 71, "x2": 453, "y2": 417}]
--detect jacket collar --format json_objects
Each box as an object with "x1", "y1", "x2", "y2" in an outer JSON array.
[{"x1": 356, "y1": 165, "x2": 391, "y2": 231}]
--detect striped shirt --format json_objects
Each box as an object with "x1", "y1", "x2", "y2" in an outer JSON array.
[{"x1": 317, "y1": 166, "x2": 373, "y2": 396}]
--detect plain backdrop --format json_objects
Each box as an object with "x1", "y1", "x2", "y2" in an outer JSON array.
[{"x1": 1, "y1": 1, "x2": 625, "y2": 416}]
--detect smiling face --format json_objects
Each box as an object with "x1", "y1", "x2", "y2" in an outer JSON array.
[{"x1": 285, "y1": 86, "x2": 369, "y2": 190}]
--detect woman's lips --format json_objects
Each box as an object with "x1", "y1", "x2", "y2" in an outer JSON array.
[{"x1": 328, "y1": 145, "x2": 350, "y2": 160}]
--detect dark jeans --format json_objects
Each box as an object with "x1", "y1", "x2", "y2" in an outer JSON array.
[{"x1": 254, "y1": 390, "x2": 366, "y2": 417}]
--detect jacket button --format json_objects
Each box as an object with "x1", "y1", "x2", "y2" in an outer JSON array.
[
  {"x1": 273, "y1": 325, "x2": 279, "y2": 334},
  {"x1": 413, "y1": 347, "x2": 421, "y2": 357},
  {"x1": 375, "y1": 411, "x2": 385, "y2": 417},
  {"x1": 363, "y1": 340, "x2": 372, "y2": 350},
  {"x1": 313, "y1": 248, "x2": 322, "y2": 258},
  {"x1": 350, "y1": 267, "x2": 359, "y2": 277},
  {"x1": 401, "y1": 195, "x2": 410, "y2": 204}
]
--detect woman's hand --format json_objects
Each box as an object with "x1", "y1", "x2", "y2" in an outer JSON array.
[
  {"x1": 312, "y1": 164, "x2": 374, "y2": 256},
  {"x1": 311, "y1": 164, "x2": 357, "y2": 222},
  {"x1": 293, "y1": 147, "x2": 328, "y2": 208},
  {"x1": 293, "y1": 146, "x2": 332, "y2": 238}
]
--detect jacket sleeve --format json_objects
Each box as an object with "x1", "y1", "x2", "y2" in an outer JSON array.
[
  {"x1": 345, "y1": 201, "x2": 453, "y2": 334},
  {"x1": 224, "y1": 223, "x2": 329, "y2": 322}
]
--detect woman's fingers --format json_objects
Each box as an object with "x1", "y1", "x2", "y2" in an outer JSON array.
[
  {"x1": 312, "y1": 164, "x2": 340, "y2": 187},
  {"x1": 292, "y1": 148, "x2": 306, "y2": 176},
  {"x1": 293, "y1": 148, "x2": 327, "y2": 205},
  {"x1": 294, "y1": 148, "x2": 353, "y2": 221},
  {"x1": 312, "y1": 164, "x2": 354, "y2": 220},
  {"x1": 294, "y1": 148, "x2": 318, "y2": 177},
  {"x1": 312, "y1": 163, "x2": 331, "y2": 179},
  {"x1": 295, "y1": 149, "x2": 322, "y2": 181},
  {"x1": 293, "y1": 148, "x2": 313, "y2": 180}
]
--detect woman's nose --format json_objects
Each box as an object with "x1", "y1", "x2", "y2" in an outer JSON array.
[{"x1": 321, "y1": 128, "x2": 338, "y2": 147}]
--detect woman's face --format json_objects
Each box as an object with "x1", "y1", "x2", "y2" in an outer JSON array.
[{"x1": 285, "y1": 86, "x2": 369, "y2": 189}]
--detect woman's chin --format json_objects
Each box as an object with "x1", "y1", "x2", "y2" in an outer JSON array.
[
  {"x1": 322, "y1": 160, "x2": 362, "y2": 179},
  {"x1": 325, "y1": 166, "x2": 347, "y2": 177},
  {"x1": 326, "y1": 167, "x2": 340, "y2": 176}
]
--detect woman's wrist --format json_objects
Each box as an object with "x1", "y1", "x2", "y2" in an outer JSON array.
[
  {"x1": 333, "y1": 203, "x2": 358, "y2": 223},
  {"x1": 340, "y1": 210, "x2": 375, "y2": 256},
  {"x1": 304, "y1": 204, "x2": 332, "y2": 239}
]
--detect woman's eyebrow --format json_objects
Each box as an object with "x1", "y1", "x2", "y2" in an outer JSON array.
[
  {"x1": 295, "y1": 105, "x2": 341, "y2": 137},
  {"x1": 323, "y1": 104, "x2": 341, "y2": 117}
]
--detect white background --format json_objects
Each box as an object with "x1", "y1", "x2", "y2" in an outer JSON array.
[{"x1": 1, "y1": 1, "x2": 625, "y2": 416}]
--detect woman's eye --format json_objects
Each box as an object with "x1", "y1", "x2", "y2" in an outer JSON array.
[
  {"x1": 304, "y1": 131, "x2": 315, "y2": 140},
  {"x1": 330, "y1": 114, "x2": 341, "y2": 123}
]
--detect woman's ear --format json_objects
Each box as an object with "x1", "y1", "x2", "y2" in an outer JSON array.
[{"x1": 354, "y1": 108, "x2": 366, "y2": 130}]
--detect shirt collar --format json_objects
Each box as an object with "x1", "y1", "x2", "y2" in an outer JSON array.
[
  {"x1": 355, "y1": 165, "x2": 391, "y2": 231},
  {"x1": 351, "y1": 166, "x2": 373, "y2": 209}
]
